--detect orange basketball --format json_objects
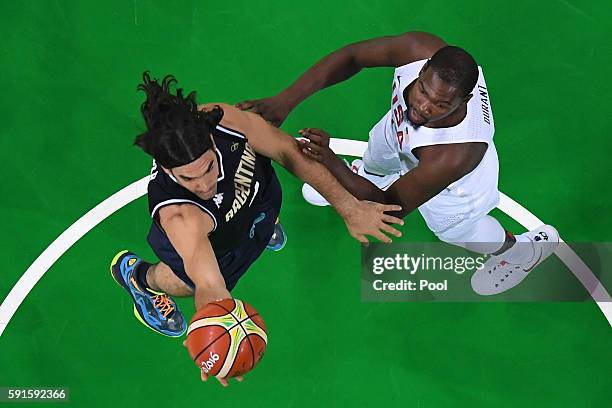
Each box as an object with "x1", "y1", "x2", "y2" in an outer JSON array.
[{"x1": 185, "y1": 299, "x2": 267, "y2": 378}]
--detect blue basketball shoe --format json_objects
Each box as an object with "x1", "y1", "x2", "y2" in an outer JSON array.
[
  {"x1": 267, "y1": 221, "x2": 287, "y2": 251},
  {"x1": 110, "y1": 250, "x2": 186, "y2": 337}
]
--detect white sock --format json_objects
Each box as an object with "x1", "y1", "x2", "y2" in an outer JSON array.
[{"x1": 500, "y1": 233, "x2": 535, "y2": 265}]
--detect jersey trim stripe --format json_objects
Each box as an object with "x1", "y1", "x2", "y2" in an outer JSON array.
[
  {"x1": 216, "y1": 124, "x2": 246, "y2": 139},
  {"x1": 215, "y1": 147, "x2": 225, "y2": 181},
  {"x1": 150, "y1": 199, "x2": 218, "y2": 232}
]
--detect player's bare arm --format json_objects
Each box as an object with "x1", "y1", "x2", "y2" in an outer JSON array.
[
  {"x1": 161, "y1": 204, "x2": 245, "y2": 387},
  {"x1": 300, "y1": 127, "x2": 487, "y2": 217},
  {"x1": 204, "y1": 103, "x2": 405, "y2": 243},
  {"x1": 159, "y1": 204, "x2": 230, "y2": 310},
  {"x1": 236, "y1": 32, "x2": 446, "y2": 126},
  {"x1": 299, "y1": 128, "x2": 388, "y2": 202},
  {"x1": 384, "y1": 142, "x2": 488, "y2": 218}
]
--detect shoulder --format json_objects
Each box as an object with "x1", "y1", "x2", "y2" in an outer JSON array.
[{"x1": 159, "y1": 202, "x2": 216, "y2": 235}]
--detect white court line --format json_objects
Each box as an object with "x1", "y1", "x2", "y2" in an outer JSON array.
[{"x1": 1, "y1": 139, "x2": 610, "y2": 336}]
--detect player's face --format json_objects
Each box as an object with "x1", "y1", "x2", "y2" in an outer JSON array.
[
  {"x1": 170, "y1": 149, "x2": 220, "y2": 200},
  {"x1": 405, "y1": 66, "x2": 466, "y2": 127}
]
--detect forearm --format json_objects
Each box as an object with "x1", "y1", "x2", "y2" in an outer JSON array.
[
  {"x1": 383, "y1": 182, "x2": 425, "y2": 219},
  {"x1": 281, "y1": 142, "x2": 364, "y2": 216},
  {"x1": 383, "y1": 169, "x2": 452, "y2": 219},
  {"x1": 184, "y1": 247, "x2": 231, "y2": 311},
  {"x1": 161, "y1": 206, "x2": 233, "y2": 311},
  {"x1": 325, "y1": 154, "x2": 387, "y2": 203},
  {"x1": 280, "y1": 46, "x2": 361, "y2": 109},
  {"x1": 278, "y1": 32, "x2": 447, "y2": 110}
]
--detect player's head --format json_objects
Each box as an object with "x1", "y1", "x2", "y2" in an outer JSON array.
[
  {"x1": 134, "y1": 72, "x2": 222, "y2": 200},
  {"x1": 406, "y1": 46, "x2": 478, "y2": 127}
]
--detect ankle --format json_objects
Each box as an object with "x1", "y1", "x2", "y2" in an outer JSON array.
[{"x1": 135, "y1": 261, "x2": 155, "y2": 291}]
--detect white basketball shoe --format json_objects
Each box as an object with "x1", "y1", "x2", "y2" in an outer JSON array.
[
  {"x1": 471, "y1": 225, "x2": 560, "y2": 296},
  {"x1": 302, "y1": 159, "x2": 399, "y2": 206}
]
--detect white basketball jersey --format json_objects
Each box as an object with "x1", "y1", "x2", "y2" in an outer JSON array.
[
  {"x1": 388, "y1": 59, "x2": 495, "y2": 173},
  {"x1": 362, "y1": 59, "x2": 500, "y2": 233}
]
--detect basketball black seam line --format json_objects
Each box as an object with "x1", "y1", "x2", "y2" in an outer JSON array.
[
  {"x1": 245, "y1": 332, "x2": 256, "y2": 372},
  {"x1": 191, "y1": 300, "x2": 238, "y2": 362},
  {"x1": 227, "y1": 314, "x2": 261, "y2": 375},
  {"x1": 191, "y1": 303, "x2": 265, "y2": 367},
  {"x1": 216, "y1": 300, "x2": 259, "y2": 340},
  {"x1": 190, "y1": 313, "x2": 261, "y2": 360},
  {"x1": 191, "y1": 314, "x2": 260, "y2": 363}
]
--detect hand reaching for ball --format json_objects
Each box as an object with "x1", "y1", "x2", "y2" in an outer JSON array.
[
  {"x1": 183, "y1": 340, "x2": 244, "y2": 387},
  {"x1": 183, "y1": 299, "x2": 268, "y2": 387}
]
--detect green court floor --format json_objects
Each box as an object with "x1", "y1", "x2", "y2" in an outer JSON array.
[{"x1": 1, "y1": 1, "x2": 611, "y2": 406}]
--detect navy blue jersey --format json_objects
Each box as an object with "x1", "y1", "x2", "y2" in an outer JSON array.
[{"x1": 147, "y1": 123, "x2": 281, "y2": 255}]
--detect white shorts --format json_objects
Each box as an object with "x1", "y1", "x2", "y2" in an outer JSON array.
[{"x1": 361, "y1": 113, "x2": 501, "y2": 237}]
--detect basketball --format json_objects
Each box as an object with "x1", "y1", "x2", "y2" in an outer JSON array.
[{"x1": 185, "y1": 299, "x2": 267, "y2": 378}]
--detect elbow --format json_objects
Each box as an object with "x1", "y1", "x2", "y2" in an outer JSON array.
[{"x1": 339, "y1": 44, "x2": 362, "y2": 72}]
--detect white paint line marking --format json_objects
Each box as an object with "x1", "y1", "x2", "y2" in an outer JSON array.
[{"x1": 1, "y1": 139, "x2": 609, "y2": 336}]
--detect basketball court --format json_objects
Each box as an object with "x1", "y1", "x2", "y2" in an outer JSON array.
[{"x1": 1, "y1": 1, "x2": 611, "y2": 406}]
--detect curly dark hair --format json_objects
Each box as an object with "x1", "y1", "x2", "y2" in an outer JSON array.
[{"x1": 134, "y1": 71, "x2": 223, "y2": 168}]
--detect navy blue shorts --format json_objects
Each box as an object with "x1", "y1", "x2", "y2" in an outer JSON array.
[{"x1": 146, "y1": 178, "x2": 282, "y2": 291}]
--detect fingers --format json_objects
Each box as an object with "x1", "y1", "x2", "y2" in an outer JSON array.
[
  {"x1": 235, "y1": 100, "x2": 254, "y2": 111},
  {"x1": 238, "y1": 100, "x2": 263, "y2": 114},
  {"x1": 380, "y1": 204, "x2": 403, "y2": 213},
  {"x1": 298, "y1": 129, "x2": 323, "y2": 144},
  {"x1": 298, "y1": 129, "x2": 329, "y2": 147},
  {"x1": 381, "y1": 214, "x2": 404, "y2": 226},
  {"x1": 364, "y1": 202, "x2": 404, "y2": 217},
  {"x1": 300, "y1": 127, "x2": 327, "y2": 136},
  {"x1": 366, "y1": 202, "x2": 402, "y2": 213},
  {"x1": 299, "y1": 139, "x2": 322, "y2": 154},
  {"x1": 369, "y1": 229, "x2": 392, "y2": 243},
  {"x1": 201, "y1": 371, "x2": 243, "y2": 387},
  {"x1": 304, "y1": 132, "x2": 323, "y2": 145},
  {"x1": 352, "y1": 225, "x2": 399, "y2": 243},
  {"x1": 353, "y1": 233, "x2": 369, "y2": 243},
  {"x1": 188, "y1": 340, "x2": 241, "y2": 387},
  {"x1": 298, "y1": 140, "x2": 322, "y2": 161},
  {"x1": 379, "y1": 222, "x2": 402, "y2": 238},
  {"x1": 301, "y1": 149, "x2": 320, "y2": 161},
  {"x1": 360, "y1": 201, "x2": 404, "y2": 225}
]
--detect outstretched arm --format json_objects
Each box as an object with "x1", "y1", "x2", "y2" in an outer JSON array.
[
  {"x1": 236, "y1": 32, "x2": 446, "y2": 126},
  {"x1": 161, "y1": 205, "x2": 245, "y2": 387},
  {"x1": 159, "y1": 204, "x2": 230, "y2": 311},
  {"x1": 210, "y1": 103, "x2": 404, "y2": 243},
  {"x1": 299, "y1": 127, "x2": 487, "y2": 218},
  {"x1": 299, "y1": 128, "x2": 388, "y2": 202},
  {"x1": 384, "y1": 143, "x2": 487, "y2": 218}
]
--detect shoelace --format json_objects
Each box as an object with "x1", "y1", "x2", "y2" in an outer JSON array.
[{"x1": 152, "y1": 294, "x2": 174, "y2": 318}]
